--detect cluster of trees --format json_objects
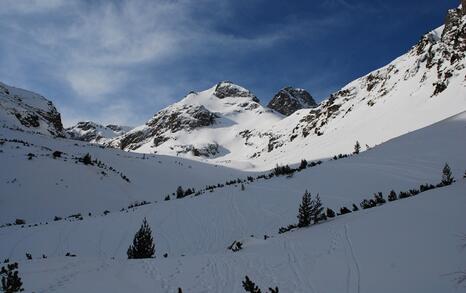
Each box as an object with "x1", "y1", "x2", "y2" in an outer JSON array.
[
  {"x1": 121, "y1": 200, "x2": 151, "y2": 212},
  {"x1": 176, "y1": 186, "x2": 195, "y2": 199},
  {"x1": 332, "y1": 141, "x2": 361, "y2": 160},
  {"x1": 297, "y1": 191, "x2": 324, "y2": 227},
  {"x1": 280, "y1": 163, "x2": 457, "y2": 234},
  {"x1": 1, "y1": 262, "x2": 23, "y2": 293},
  {"x1": 169, "y1": 158, "x2": 326, "y2": 201},
  {"x1": 75, "y1": 153, "x2": 131, "y2": 182},
  {"x1": 357, "y1": 163, "x2": 455, "y2": 210},
  {"x1": 242, "y1": 275, "x2": 279, "y2": 293},
  {"x1": 279, "y1": 190, "x2": 325, "y2": 234}
]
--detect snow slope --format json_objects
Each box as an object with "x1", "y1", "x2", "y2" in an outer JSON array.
[
  {"x1": 1, "y1": 111, "x2": 465, "y2": 292},
  {"x1": 4, "y1": 184, "x2": 465, "y2": 293},
  {"x1": 0, "y1": 82, "x2": 64, "y2": 137},
  {"x1": 109, "y1": 8, "x2": 466, "y2": 171},
  {"x1": 0, "y1": 127, "x2": 252, "y2": 224}
]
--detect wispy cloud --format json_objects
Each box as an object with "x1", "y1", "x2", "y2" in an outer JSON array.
[{"x1": 1, "y1": 0, "x2": 290, "y2": 113}]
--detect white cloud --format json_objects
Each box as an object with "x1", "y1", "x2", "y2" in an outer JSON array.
[{"x1": 65, "y1": 68, "x2": 127, "y2": 101}]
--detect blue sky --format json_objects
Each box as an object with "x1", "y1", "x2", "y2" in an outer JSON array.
[{"x1": 0, "y1": 0, "x2": 459, "y2": 126}]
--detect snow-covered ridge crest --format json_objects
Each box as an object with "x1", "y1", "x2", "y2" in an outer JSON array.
[{"x1": 0, "y1": 81, "x2": 64, "y2": 136}]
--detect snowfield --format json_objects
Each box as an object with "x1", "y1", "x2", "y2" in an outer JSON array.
[{"x1": 1, "y1": 112, "x2": 465, "y2": 292}]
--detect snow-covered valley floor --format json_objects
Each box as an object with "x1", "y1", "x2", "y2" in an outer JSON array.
[{"x1": 0, "y1": 112, "x2": 465, "y2": 292}]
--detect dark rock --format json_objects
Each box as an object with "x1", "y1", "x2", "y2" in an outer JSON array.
[
  {"x1": 213, "y1": 81, "x2": 259, "y2": 103},
  {"x1": 268, "y1": 86, "x2": 317, "y2": 116}
]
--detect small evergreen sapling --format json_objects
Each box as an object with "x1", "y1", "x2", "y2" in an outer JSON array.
[
  {"x1": 127, "y1": 218, "x2": 155, "y2": 259},
  {"x1": 242, "y1": 276, "x2": 261, "y2": 293},
  {"x1": 326, "y1": 208, "x2": 336, "y2": 218},
  {"x1": 441, "y1": 163, "x2": 454, "y2": 186},
  {"x1": 353, "y1": 141, "x2": 361, "y2": 154},
  {"x1": 388, "y1": 190, "x2": 397, "y2": 201},
  {"x1": 81, "y1": 153, "x2": 93, "y2": 165},
  {"x1": 299, "y1": 159, "x2": 307, "y2": 170},
  {"x1": 311, "y1": 194, "x2": 324, "y2": 224},
  {"x1": 176, "y1": 186, "x2": 184, "y2": 198},
  {"x1": 373, "y1": 192, "x2": 386, "y2": 205}
]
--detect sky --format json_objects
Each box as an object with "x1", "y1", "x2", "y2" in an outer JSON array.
[{"x1": 0, "y1": 0, "x2": 460, "y2": 127}]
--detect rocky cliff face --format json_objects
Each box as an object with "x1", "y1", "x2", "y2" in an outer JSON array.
[
  {"x1": 114, "y1": 103, "x2": 219, "y2": 151},
  {"x1": 0, "y1": 82, "x2": 64, "y2": 136},
  {"x1": 267, "y1": 87, "x2": 317, "y2": 116}
]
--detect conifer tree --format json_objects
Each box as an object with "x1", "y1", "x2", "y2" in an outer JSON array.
[
  {"x1": 299, "y1": 159, "x2": 307, "y2": 170},
  {"x1": 242, "y1": 276, "x2": 261, "y2": 293},
  {"x1": 353, "y1": 141, "x2": 361, "y2": 154},
  {"x1": 326, "y1": 208, "x2": 336, "y2": 218},
  {"x1": 176, "y1": 186, "x2": 184, "y2": 198},
  {"x1": 297, "y1": 190, "x2": 312, "y2": 227},
  {"x1": 311, "y1": 194, "x2": 324, "y2": 224},
  {"x1": 127, "y1": 218, "x2": 155, "y2": 259},
  {"x1": 388, "y1": 190, "x2": 397, "y2": 201},
  {"x1": 81, "y1": 153, "x2": 92, "y2": 165},
  {"x1": 441, "y1": 163, "x2": 454, "y2": 186}
]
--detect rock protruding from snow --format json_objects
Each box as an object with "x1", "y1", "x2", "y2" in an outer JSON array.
[
  {"x1": 115, "y1": 104, "x2": 219, "y2": 151},
  {"x1": 66, "y1": 121, "x2": 131, "y2": 143},
  {"x1": 267, "y1": 87, "x2": 317, "y2": 116},
  {"x1": 213, "y1": 81, "x2": 260, "y2": 103},
  {"x1": 0, "y1": 81, "x2": 64, "y2": 136}
]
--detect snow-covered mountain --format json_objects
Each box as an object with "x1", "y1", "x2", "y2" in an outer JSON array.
[
  {"x1": 108, "y1": 81, "x2": 283, "y2": 168},
  {"x1": 108, "y1": 7, "x2": 466, "y2": 170},
  {"x1": 267, "y1": 86, "x2": 317, "y2": 116},
  {"x1": 0, "y1": 82, "x2": 64, "y2": 137},
  {"x1": 66, "y1": 121, "x2": 132, "y2": 144}
]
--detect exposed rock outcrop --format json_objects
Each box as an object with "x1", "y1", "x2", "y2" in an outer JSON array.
[{"x1": 267, "y1": 87, "x2": 317, "y2": 116}]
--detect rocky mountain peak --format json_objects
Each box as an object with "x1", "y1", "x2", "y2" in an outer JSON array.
[
  {"x1": 267, "y1": 86, "x2": 317, "y2": 116},
  {"x1": 213, "y1": 81, "x2": 260, "y2": 103}
]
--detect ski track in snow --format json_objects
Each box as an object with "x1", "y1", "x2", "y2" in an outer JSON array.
[{"x1": 344, "y1": 224, "x2": 361, "y2": 293}]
